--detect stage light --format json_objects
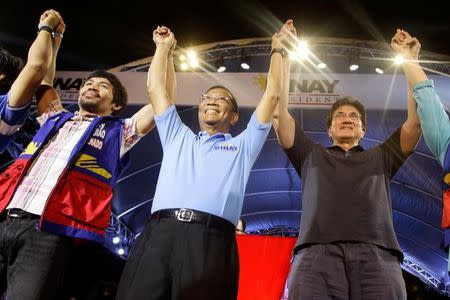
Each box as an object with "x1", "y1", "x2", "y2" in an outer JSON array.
[
  {"x1": 112, "y1": 236, "x2": 120, "y2": 244},
  {"x1": 240, "y1": 56, "x2": 250, "y2": 70},
  {"x1": 349, "y1": 64, "x2": 359, "y2": 71},
  {"x1": 317, "y1": 62, "x2": 327, "y2": 69},
  {"x1": 313, "y1": 51, "x2": 328, "y2": 70},
  {"x1": 187, "y1": 49, "x2": 199, "y2": 69},
  {"x1": 189, "y1": 59, "x2": 199, "y2": 68},
  {"x1": 288, "y1": 51, "x2": 297, "y2": 61},
  {"x1": 215, "y1": 57, "x2": 226, "y2": 72},
  {"x1": 240, "y1": 63, "x2": 250, "y2": 70},
  {"x1": 289, "y1": 40, "x2": 309, "y2": 61},
  {"x1": 297, "y1": 40, "x2": 309, "y2": 59},
  {"x1": 179, "y1": 54, "x2": 186, "y2": 61},
  {"x1": 180, "y1": 62, "x2": 189, "y2": 71},
  {"x1": 117, "y1": 248, "x2": 125, "y2": 256},
  {"x1": 349, "y1": 49, "x2": 360, "y2": 71},
  {"x1": 375, "y1": 67, "x2": 384, "y2": 74},
  {"x1": 186, "y1": 50, "x2": 196, "y2": 60},
  {"x1": 394, "y1": 55, "x2": 404, "y2": 65}
]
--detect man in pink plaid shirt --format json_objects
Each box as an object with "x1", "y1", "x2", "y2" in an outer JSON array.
[{"x1": 0, "y1": 9, "x2": 175, "y2": 300}]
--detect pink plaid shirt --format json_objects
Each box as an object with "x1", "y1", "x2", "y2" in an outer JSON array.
[{"x1": 7, "y1": 110, "x2": 142, "y2": 215}]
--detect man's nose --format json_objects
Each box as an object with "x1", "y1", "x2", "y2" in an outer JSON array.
[
  {"x1": 206, "y1": 100, "x2": 219, "y2": 106},
  {"x1": 341, "y1": 117, "x2": 353, "y2": 123}
]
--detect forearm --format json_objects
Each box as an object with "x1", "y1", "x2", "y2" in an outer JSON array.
[
  {"x1": 279, "y1": 58, "x2": 291, "y2": 112},
  {"x1": 147, "y1": 45, "x2": 171, "y2": 114},
  {"x1": 35, "y1": 85, "x2": 63, "y2": 114},
  {"x1": 165, "y1": 53, "x2": 176, "y2": 104},
  {"x1": 401, "y1": 60, "x2": 428, "y2": 88},
  {"x1": 274, "y1": 57, "x2": 295, "y2": 149},
  {"x1": 26, "y1": 31, "x2": 54, "y2": 78},
  {"x1": 8, "y1": 30, "x2": 53, "y2": 107},
  {"x1": 134, "y1": 103, "x2": 155, "y2": 135},
  {"x1": 400, "y1": 88, "x2": 421, "y2": 154},
  {"x1": 255, "y1": 51, "x2": 282, "y2": 123},
  {"x1": 265, "y1": 50, "x2": 283, "y2": 101},
  {"x1": 42, "y1": 38, "x2": 61, "y2": 86},
  {"x1": 36, "y1": 37, "x2": 63, "y2": 114},
  {"x1": 406, "y1": 88, "x2": 420, "y2": 127}
]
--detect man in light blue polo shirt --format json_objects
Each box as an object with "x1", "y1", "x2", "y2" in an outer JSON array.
[
  {"x1": 117, "y1": 21, "x2": 295, "y2": 300},
  {"x1": 392, "y1": 29, "x2": 450, "y2": 272}
]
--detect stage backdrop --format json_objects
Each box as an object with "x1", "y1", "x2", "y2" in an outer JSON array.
[{"x1": 54, "y1": 71, "x2": 450, "y2": 109}]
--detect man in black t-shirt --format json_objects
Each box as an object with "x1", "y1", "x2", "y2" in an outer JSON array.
[{"x1": 273, "y1": 29, "x2": 422, "y2": 299}]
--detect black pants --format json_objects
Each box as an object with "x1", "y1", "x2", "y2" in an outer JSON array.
[
  {"x1": 117, "y1": 216, "x2": 239, "y2": 300},
  {"x1": 286, "y1": 243, "x2": 406, "y2": 300},
  {"x1": 0, "y1": 211, "x2": 72, "y2": 300}
]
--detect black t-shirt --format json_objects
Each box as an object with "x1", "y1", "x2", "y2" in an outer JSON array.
[{"x1": 285, "y1": 121, "x2": 409, "y2": 261}]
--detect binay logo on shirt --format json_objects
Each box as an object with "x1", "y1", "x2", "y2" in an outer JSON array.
[{"x1": 214, "y1": 143, "x2": 238, "y2": 152}]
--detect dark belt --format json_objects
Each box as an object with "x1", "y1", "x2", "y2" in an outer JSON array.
[
  {"x1": 151, "y1": 209, "x2": 234, "y2": 232},
  {"x1": 6, "y1": 208, "x2": 40, "y2": 219}
]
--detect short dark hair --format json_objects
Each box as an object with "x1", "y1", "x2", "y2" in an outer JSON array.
[
  {"x1": 0, "y1": 48, "x2": 25, "y2": 94},
  {"x1": 206, "y1": 85, "x2": 238, "y2": 113},
  {"x1": 85, "y1": 70, "x2": 128, "y2": 116},
  {"x1": 326, "y1": 96, "x2": 367, "y2": 130}
]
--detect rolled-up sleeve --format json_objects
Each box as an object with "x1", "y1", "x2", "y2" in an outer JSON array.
[
  {"x1": 241, "y1": 112, "x2": 272, "y2": 160},
  {"x1": 0, "y1": 92, "x2": 31, "y2": 135},
  {"x1": 413, "y1": 79, "x2": 450, "y2": 166}
]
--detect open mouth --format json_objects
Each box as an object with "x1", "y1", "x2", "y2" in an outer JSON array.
[
  {"x1": 83, "y1": 90, "x2": 100, "y2": 98},
  {"x1": 205, "y1": 109, "x2": 219, "y2": 115}
]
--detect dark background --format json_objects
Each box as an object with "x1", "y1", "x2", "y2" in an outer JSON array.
[{"x1": 1, "y1": 1, "x2": 450, "y2": 299}]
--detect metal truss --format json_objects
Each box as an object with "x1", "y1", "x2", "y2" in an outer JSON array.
[
  {"x1": 113, "y1": 37, "x2": 450, "y2": 75},
  {"x1": 402, "y1": 257, "x2": 449, "y2": 296},
  {"x1": 247, "y1": 226, "x2": 299, "y2": 237},
  {"x1": 104, "y1": 213, "x2": 137, "y2": 258}
]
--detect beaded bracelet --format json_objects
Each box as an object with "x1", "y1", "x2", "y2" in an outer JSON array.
[{"x1": 270, "y1": 48, "x2": 286, "y2": 58}]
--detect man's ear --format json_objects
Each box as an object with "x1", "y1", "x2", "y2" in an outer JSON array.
[
  {"x1": 230, "y1": 112, "x2": 239, "y2": 126},
  {"x1": 112, "y1": 102, "x2": 123, "y2": 113}
]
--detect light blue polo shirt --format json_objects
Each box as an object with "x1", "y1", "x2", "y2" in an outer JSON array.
[
  {"x1": 0, "y1": 92, "x2": 31, "y2": 153},
  {"x1": 413, "y1": 79, "x2": 450, "y2": 166},
  {"x1": 151, "y1": 105, "x2": 271, "y2": 224}
]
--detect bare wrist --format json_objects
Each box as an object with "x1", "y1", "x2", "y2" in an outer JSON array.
[{"x1": 157, "y1": 44, "x2": 172, "y2": 51}]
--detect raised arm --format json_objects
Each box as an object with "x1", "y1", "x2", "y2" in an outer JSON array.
[
  {"x1": 8, "y1": 10, "x2": 60, "y2": 108},
  {"x1": 36, "y1": 10, "x2": 65, "y2": 114},
  {"x1": 273, "y1": 20, "x2": 297, "y2": 149},
  {"x1": 166, "y1": 37, "x2": 177, "y2": 103},
  {"x1": 393, "y1": 29, "x2": 450, "y2": 163},
  {"x1": 135, "y1": 27, "x2": 176, "y2": 135},
  {"x1": 254, "y1": 24, "x2": 285, "y2": 124},
  {"x1": 391, "y1": 29, "x2": 422, "y2": 155},
  {"x1": 147, "y1": 26, "x2": 175, "y2": 115}
]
